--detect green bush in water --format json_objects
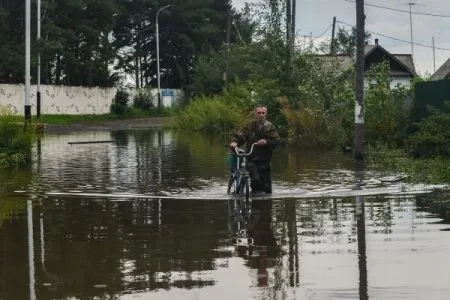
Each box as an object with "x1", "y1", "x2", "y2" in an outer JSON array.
[
  {"x1": 174, "y1": 97, "x2": 244, "y2": 134},
  {"x1": 408, "y1": 101, "x2": 450, "y2": 158},
  {"x1": 0, "y1": 106, "x2": 34, "y2": 168}
]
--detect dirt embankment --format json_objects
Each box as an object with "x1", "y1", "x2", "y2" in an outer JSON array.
[{"x1": 43, "y1": 117, "x2": 173, "y2": 133}]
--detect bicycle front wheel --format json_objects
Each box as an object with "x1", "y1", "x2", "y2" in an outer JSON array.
[
  {"x1": 238, "y1": 177, "x2": 249, "y2": 199},
  {"x1": 244, "y1": 178, "x2": 249, "y2": 202}
]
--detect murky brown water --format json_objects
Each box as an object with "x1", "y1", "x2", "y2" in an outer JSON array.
[{"x1": 1, "y1": 129, "x2": 449, "y2": 300}]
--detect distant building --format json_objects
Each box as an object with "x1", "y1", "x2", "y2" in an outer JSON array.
[
  {"x1": 430, "y1": 58, "x2": 450, "y2": 81},
  {"x1": 316, "y1": 39, "x2": 416, "y2": 88}
]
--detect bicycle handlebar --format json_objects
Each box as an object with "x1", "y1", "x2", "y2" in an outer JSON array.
[{"x1": 232, "y1": 143, "x2": 257, "y2": 156}]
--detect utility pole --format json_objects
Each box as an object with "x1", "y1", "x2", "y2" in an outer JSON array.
[
  {"x1": 286, "y1": 0, "x2": 296, "y2": 51},
  {"x1": 25, "y1": 0, "x2": 31, "y2": 122},
  {"x1": 286, "y1": 0, "x2": 292, "y2": 43},
  {"x1": 37, "y1": 0, "x2": 41, "y2": 119},
  {"x1": 286, "y1": 0, "x2": 295, "y2": 98},
  {"x1": 408, "y1": 2, "x2": 415, "y2": 59},
  {"x1": 432, "y1": 36, "x2": 436, "y2": 72},
  {"x1": 355, "y1": 0, "x2": 365, "y2": 160},
  {"x1": 330, "y1": 16, "x2": 337, "y2": 55},
  {"x1": 292, "y1": 0, "x2": 296, "y2": 46}
]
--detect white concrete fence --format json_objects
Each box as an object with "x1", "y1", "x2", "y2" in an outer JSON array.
[{"x1": 0, "y1": 84, "x2": 184, "y2": 116}]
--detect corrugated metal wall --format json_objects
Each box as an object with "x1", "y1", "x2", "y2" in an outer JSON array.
[{"x1": 413, "y1": 79, "x2": 450, "y2": 121}]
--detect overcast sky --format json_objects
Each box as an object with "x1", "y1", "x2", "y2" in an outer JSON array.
[{"x1": 231, "y1": 0, "x2": 450, "y2": 76}]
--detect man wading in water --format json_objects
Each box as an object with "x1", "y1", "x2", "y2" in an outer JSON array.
[{"x1": 229, "y1": 104, "x2": 280, "y2": 194}]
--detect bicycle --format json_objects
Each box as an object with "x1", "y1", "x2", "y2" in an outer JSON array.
[{"x1": 226, "y1": 142, "x2": 257, "y2": 202}]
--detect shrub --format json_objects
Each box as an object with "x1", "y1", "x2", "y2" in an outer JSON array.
[
  {"x1": 407, "y1": 102, "x2": 450, "y2": 158},
  {"x1": 173, "y1": 97, "x2": 244, "y2": 134},
  {"x1": 364, "y1": 61, "x2": 414, "y2": 147},
  {"x1": 280, "y1": 97, "x2": 346, "y2": 148},
  {"x1": 133, "y1": 88, "x2": 155, "y2": 111},
  {"x1": 110, "y1": 89, "x2": 130, "y2": 117},
  {"x1": 0, "y1": 106, "x2": 34, "y2": 168}
]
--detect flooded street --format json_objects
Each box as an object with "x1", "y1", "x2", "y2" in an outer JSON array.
[{"x1": 1, "y1": 129, "x2": 449, "y2": 300}]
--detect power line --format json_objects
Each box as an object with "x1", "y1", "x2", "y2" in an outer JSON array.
[
  {"x1": 343, "y1": 0, "x2": 450, "y2": 18},
  {"x1": 295, "y1": 23, "x2": 334, "y2": 49},
  {"x1": 299, "y1": 23, "x2": 333, "y2": 41},
  {"x1": 313, "y1": 23, "x2": 334, "y2": 40},
  {"x1": 336, "y1": 20, "x2": 450, "y2": 52}
]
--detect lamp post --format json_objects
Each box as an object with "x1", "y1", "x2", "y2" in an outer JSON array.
[
  {"x1": 37, "y1": 0, "x2": 41, "y2": 119},
  {"x1": 25, "y1": 0, "x2": 31, "y2": 121},
  {"x1": 156, "y1": 4, "x2": 172, "y2": 109}
]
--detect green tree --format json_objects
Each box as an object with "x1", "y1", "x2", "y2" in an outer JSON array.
[
  {"x1": 0, "y1": 4, "x2": 26, "y2": 83},
  {"x1": 364, "y1": 60, "x2": 413, "y2": 146},
  {"x1": 113, "y1": 0, "x2": 158, "y2": 88},
  {"x1": 328, "y1": 26, "x2": 371, "y2": 56},
  {"x1": 41, "y1": 0, "x2": 118, "y2": 86},
  {"x1": 160, "y1": 0, "x2": 233, "y2": 89},
  {"x1": 1, "y1": 0, "x2": 120, "y2": 86},
  {"x1": 188, "y1": 3, "x2": 256, "y2": 97},
  {"x1": 0, "y1": 0, "x2": 242, "y2": 89}
]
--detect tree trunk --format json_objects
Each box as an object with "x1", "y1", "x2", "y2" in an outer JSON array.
[
  {"x1": 55, "y1": 55, "x2": 61, "y2": 85},
  {"x1": 135, "y1": 54, "x2": 140, "y2": 89}
]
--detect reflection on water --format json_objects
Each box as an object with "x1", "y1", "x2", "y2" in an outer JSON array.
[
  {"x1": 2, "y1": 195, "x2": 450, "y2": 300},
  {"x1": 31, "y1": 130, "x2": 234, "y2": 197},
  {"x1": 0, "y1": 129, "x2": 449, "y2": 300},
  {"x1": 356, "y1": 160, "x2": 368, "y2": 300}
]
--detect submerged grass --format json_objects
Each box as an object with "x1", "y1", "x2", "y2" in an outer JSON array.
[
  {"x1": 32, "y1": 107, "x2": 178, "y2": 125},
  {"x1": 367, "y1": 146, "x2": 450, "y2": 184},
  {"x1": 416, "y1": 189, "x2": 450, "y2": 221},
  {"x1": 33, "y1": 114, "x2": 114, "y2": 125}
]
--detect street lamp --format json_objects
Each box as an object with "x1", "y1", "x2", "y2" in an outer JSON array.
[
  {"x1": 156, "y1": 4, "x2": 172, "y2": 109},
  {"x1": 37, "y1": 0, "x2": 41, "y2": 119},
  {"x1": 25, "y1": 0, "x2": 31, "y2": 121}
]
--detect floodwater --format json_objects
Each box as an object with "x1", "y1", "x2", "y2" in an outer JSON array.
[{"x1": 0, "y1": 128, "x2": 449, "y2": 300}]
